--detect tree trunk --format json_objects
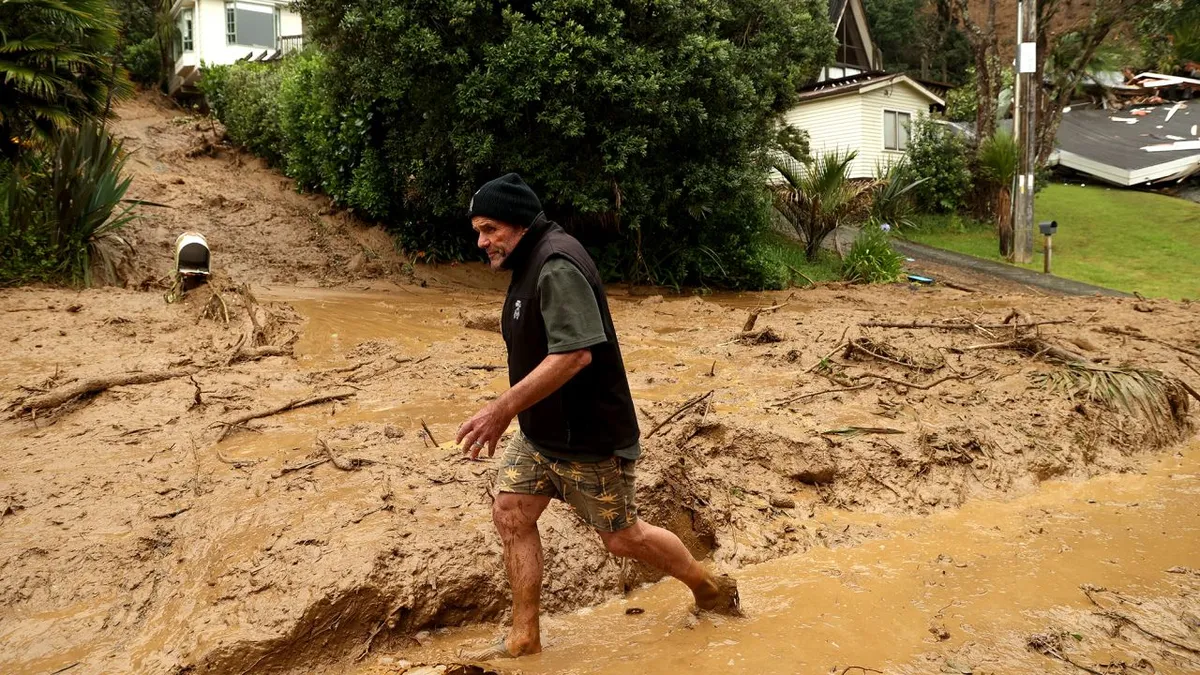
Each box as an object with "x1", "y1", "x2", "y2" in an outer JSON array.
[
  {"x1": 952, "y1": 0, "x2": 1001, "y2": 143},
  {"x1": 996, "y1": 186, "x2": 1012, "y2": 259}
]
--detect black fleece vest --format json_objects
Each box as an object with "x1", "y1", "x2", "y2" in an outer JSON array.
[{"x1": 500, "y1": 216, "x2": 640, "y2": 456}]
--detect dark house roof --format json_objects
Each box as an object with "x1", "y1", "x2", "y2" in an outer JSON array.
[
  {"x1": 829, "y1": 0, "x2": 849, "y2": 21},
  {"x1": 1055, "y1": 105, "x2": 1200, "y2": 185}
]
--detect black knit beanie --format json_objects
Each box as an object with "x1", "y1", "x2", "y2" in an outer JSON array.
[{"x1": 467, "y1": 173, "x2": 543, "y2": 229}]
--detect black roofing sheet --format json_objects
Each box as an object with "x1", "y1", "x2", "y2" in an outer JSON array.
[{"x1": 1056, "y1": 104, "x2": 1200, "y2": 171}]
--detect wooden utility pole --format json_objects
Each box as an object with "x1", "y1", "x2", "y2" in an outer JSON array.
[{"x1": 1013, "y1": 0, "x2": 1037, "y2": 263}]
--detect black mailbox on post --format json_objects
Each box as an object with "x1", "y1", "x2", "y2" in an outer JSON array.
[{"x1": 1038, "y1": 220, "x2": 1058, "y2": 236}]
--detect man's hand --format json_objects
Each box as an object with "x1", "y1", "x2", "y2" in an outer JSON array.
[{"x1": 456, "y1": 400, "x2": 514, "y2": 460}]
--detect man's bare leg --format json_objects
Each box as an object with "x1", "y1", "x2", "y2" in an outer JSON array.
[
  {"x1": 598, "y1": 520, "x2": 740, "y2": 614},
  {"x1": 492, "y1": 492, "x2": 552, "y2": 655}
]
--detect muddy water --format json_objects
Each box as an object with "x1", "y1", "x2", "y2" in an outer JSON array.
[{"x1": 376, "y1": 443, "x2": 1200, "y2": 674}]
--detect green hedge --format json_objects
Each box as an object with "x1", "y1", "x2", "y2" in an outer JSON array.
[{"x1": 201, "y1": 0, "x2": 837, "y2": 290}]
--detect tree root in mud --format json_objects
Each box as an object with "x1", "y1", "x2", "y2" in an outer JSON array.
[
  {"x1": 844, "y1": 337, "x2": 943, "y2": 372},
  {"x1": 212, "y1": 390, "x2": 356, "y2": 441}
]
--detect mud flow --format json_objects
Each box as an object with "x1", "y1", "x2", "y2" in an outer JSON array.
[{"x1": 2, "y1": 96, "x2": 1199, "y2": 675}]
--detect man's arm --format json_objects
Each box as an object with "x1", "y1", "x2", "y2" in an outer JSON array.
[{"x1": 456, "y1": 348, "x2": 592, "y2": 459}]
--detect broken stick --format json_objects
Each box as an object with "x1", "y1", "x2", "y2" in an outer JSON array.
[
  {"x1": 213, "y1": 391, "x2": 355, "y2": 441},
  {"x1": 858, "y1": 320, "x2": 1070, "y2": 330},
  {"x1": 646, "y1": 390, "x2": 714, "y2": 437},
  {"x1": 773, "y1": 383, "x2": 873, "y2": 408},
  {"x1": 857, "y1": 370, "x2": 986, "y2": 391},
  {"x1": 1099, "y1": 326, "x2": 1200, "y2": 359}
]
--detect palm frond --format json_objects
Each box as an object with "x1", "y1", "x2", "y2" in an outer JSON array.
[{"x1": 1031, "y1": 364, "x2": 1187, "y2": 428}]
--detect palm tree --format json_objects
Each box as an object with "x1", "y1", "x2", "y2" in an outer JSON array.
[
  {"x1": 0, "y1": 0, "x2": 132, "y2": 157},
  {"x1": 976, "y1": 130, "x2": 1018, "y2": 259},
  {"x1": 770, "y1": 149, "x2": 874, "y2": 261}
]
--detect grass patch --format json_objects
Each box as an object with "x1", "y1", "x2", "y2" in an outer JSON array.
[
  {"x1": 905, "y1": 184, "x2": 1200, "y2": 300},
  {"x1": 758, "y1": 231, "x2": 843, "y2": 286}
]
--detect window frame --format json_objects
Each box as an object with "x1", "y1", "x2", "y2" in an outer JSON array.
[
  {"x1": 883, "y1": 110, "x2": 912, "y2": 152},
  {"x1": 225, "y1": 1, "x2": 280, "y2": 48},
  {"x1": 182, "y1": 9, "x2": 194, "y2": 52}
]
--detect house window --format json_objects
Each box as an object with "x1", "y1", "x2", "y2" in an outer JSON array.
[
  {"x1": 182, "y1": 9, "x2": 194, "y2": 52},
  {"x1": 225, "y1": 1, "x2": 277, "y2": 47},
  {"x1": 884, "y1": 110, "x2": 911, "y2": 151}
]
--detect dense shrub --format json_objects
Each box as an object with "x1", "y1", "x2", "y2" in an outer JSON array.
[
  {"x1": 841, "y1": 223, "x2": 904, "y2": 283},
  {"x1": 246, "y1": 0, "x2": 837, "y2": 288},
  {"x1": 199, "y1": 62, "x2": 285, "y2": 166},
  {"x1": 906, "y1": 115, "x2": 972, "y2": 214},
  {"x1": 123, "y1": 36, "x2": 162, "y2": 86}
]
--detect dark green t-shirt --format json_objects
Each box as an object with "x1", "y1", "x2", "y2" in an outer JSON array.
[{"x1": 530, "y1": 256, "x2": 641, "y2": 463}]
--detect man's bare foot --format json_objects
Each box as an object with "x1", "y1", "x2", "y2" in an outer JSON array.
[
  {"x1": 693, "y1": 573, "x2": 742, "y2": 616},
  {"x1": 460, "y1": 633, "x2": 542, "y2": 661}
]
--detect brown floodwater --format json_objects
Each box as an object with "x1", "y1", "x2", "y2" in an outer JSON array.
[{"x1": 369, "y1": 442, "x2": 1200, "y2": 674}]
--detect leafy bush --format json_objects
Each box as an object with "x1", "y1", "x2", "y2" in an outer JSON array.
[
  {"x1": 198, "y1": 62, "x2": 285, "y2": 165},
  {"x1": 0, "y1": 121, "x2": 135, "y2": 286},
  {"x1": 906, "y1": 115, "x2": 972, "y2": 214},
  {"x1": 842, "y1": 223, "x2": 904, "y2": 284},
  {"x1": 273, "y1": 0, "x2": 837, "y2": 287},
  {"x1": 124, "y1": 36, "x2": 162, "y2": 86}
]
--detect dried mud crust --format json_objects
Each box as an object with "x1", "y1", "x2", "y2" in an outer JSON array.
[{"x1": 2, "y1": 98, "x2": 1200, "y2": 675}]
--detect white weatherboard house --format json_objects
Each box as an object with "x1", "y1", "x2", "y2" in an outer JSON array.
[
  {"x1": 169, "y1": 0, "x2": 303, "y2": 94},
  {"x1": 782, "y1": 0, "x2": 945, "y2": 178}
]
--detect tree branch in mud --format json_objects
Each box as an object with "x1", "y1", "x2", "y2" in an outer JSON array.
[
  {"x1": 773, "y1": 383, "x2": 873, "y2": 408},
  {"x1": 645, "y1": 390, "x2": 714, "y2": 437},
  {"x1": 212, "y1": 391, "x2": 356, "y2": 441},
  {"x1": 803, "y1": 327, "x2": 851, "y2": 374},
  {"x1": 1097, "y1": 610, "x2": 1200, "y2": 656},
  {"x1": 1099, "y1": 326, "x2": 1200, "y2": 360},
  {"x1": 951, "y1": 337, "x2": 1087, "y2": 364},
  {"x1": 844, "y1": 338, "x2": 942, "y2": 372},
  {"x1": 316, "y1": 437, "x2": 374, "y2": 471},
  {"x1": 859, "y1": 320, "x2": 1071, "y2": 330},
  {"x1": 857, "y1": 370, "x2": 987, "y2": 391},
  {"x1": 12, "y1": 368, "x2": 200, "y2": 415}
]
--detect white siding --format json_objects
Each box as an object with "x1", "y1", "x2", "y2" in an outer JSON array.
[
  {"x1": 193, "y1": 0, "x2": 301, "y2": 66},
  {"x1": 781, "y1": 96, "x2": 865, "y2": 176},
  {"x1": 858, "y1": 81, "x2": 936, "y2": 176}
]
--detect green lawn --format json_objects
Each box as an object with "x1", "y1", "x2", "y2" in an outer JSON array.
[{"x1": 905, "y1": 184, "x2": 1200, "y2": 300}]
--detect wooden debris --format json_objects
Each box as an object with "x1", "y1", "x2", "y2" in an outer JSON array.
[
  {"x1": 773, "y1": 383, "x2": 873, "y2": 408},
  {"x1": 736, "y1": 327, "x2": 783, "y2": 345},
  {"x1": 14, "y1": 368, "x2": 199, "y2": 414},
  {"x1": 420, "y1": 419, "x2": 440, "y2": 447},
  {"x1": 859, "y1": 320, "x2": 1071, "y2": 330},
  {"x1": 317, "y1": 438, "x2": 373, "y2": 471},
  {"x1": 858, "y1": 370, "x2": 987, "y2": 391},
  {"x1": 646, "y1": 390, "x2": 714, "y2": 437},
  {"x1": 820, "y1": 427, "x2": 904, "y2": 437},
  {"x1": 952, "y1": 337, "x2": 1087, "y2": 363},
  {"x1": 742, "y1": 310, "x2": 760, "y2": 333},
  {"x1": 213, "y1": 390, "x2": 356, "y2": 441},
  {"x1": 229, "y1": 345, "x2": 292, "y2": 364},
  {"x1": 844, "y1": 337, "x2": 942, "y2": 372},
  {"x1": 1099, "y1": 326, "x2": 1200, "y2": 359}
]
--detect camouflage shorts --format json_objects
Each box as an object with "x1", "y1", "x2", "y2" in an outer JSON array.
[{"x1": 495, "y1": 433, "x2": 638, "y2": 532}]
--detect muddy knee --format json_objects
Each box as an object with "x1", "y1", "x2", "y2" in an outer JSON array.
[
  {"x1": 601, "y1": 523, "x2": 645, "y2": 558},
  {"x1": 492, "y1": 494, "x2": 540, "y2": 537}
]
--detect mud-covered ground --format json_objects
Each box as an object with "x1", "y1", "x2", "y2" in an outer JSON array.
[{"x1": 1, "y1": 95, "x2": 1199, "y2": 675}]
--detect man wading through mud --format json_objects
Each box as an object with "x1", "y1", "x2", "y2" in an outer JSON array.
[{"x1": 456, "y1": 173, "x2": 740, "y2": 660}]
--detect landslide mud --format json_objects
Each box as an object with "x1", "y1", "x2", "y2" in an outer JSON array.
[{"x1": 1, "y1": 94, "x2": 1199, "y2": 675}]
